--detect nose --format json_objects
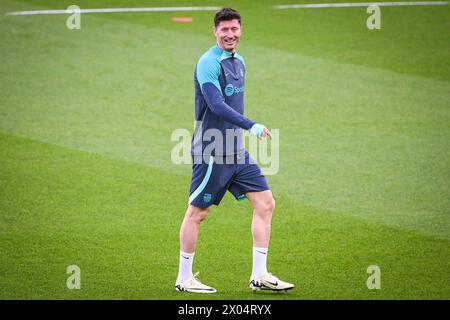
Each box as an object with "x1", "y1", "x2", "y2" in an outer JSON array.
[{"x1": 225, "y1": 30, "x2": 234, "y2": 38}]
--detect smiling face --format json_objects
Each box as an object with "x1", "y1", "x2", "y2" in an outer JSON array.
[{"x1": 214, "y1": 19, "x2": 242, "y2": 52}]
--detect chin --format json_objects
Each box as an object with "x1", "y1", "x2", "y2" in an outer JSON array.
[{"x1": 225, "y1": 44, "x2": 236, "y2": 51}]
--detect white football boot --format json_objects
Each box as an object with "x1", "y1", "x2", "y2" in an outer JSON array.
[
  {"x1": 175, "y1": 272, "x2": 217, "y2": 293},
  {"x1": 249, "y1": 273, "x2": 295, "y2": 292}
]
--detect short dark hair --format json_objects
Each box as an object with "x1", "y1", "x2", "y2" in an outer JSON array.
[{"x1": 214, "y1": 7, "x2": 241, "y2": 27}]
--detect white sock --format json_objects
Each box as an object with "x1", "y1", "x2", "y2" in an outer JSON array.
[
  {"x1": 251, "y1": 247, "x2": 269, "y2": 279},
  {"x1": 176, "y1": 251, "x2": 195, "y2": 283}
]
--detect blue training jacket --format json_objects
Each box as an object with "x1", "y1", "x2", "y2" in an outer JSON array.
[{"x1": 191, "y1": 44, "x2": 255, "y2": 157}]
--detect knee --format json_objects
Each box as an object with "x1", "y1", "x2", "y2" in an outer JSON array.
[
  {"x1": 268, "y1": 197, "x2": 276, "y2": 213},
  {"x1": 256, "y1": 197, "x2": 276, "y2": 215},
  {"x1": 188, "y1": 207, "x2": 210, "y2": 224}
]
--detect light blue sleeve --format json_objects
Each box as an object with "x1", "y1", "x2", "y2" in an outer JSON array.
[{"x1": 196, "y1": 56, "x2": 222, "y2": 93}]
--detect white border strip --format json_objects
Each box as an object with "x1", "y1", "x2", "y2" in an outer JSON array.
[
  {"x1": 274, "y1": 2, "x2": 449, "y2": 9},
  {"x1": 6, "y1": 6, "x2": 222, "y2": 16}
]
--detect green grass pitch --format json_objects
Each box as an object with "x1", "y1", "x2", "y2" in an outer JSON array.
[{"x1": 0, "y1": 0, "x2": 449, "y2": 299}]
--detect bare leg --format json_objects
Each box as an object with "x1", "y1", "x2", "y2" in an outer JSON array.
[
  {"x1": 179, "y1": 204, "x2": 210, "y2": 253},
  {"x1": 245, "y1": 190, "x2": 275, "y2": 280},
  {"x1": 176, "y1": 204, "x2": 214, "y2": 289},
  {"x1": 246, "y1": 190, "x2": 275, "y2": 248}
]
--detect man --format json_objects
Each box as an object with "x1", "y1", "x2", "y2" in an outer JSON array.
[{"x1": 175, "y1": 7, "x2": 294, "y2": 293}]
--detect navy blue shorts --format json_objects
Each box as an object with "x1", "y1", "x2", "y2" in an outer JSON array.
[{"x1": 189, "y1": 152, "x2": 270, "y2": 208}]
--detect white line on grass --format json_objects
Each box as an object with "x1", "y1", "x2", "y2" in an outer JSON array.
[
  {"x1": 6, "y1": 6, "x2": 222, "y2": 16},
  {"x1": 274, "y1": 2, "x2": 449, "y2": 9}
]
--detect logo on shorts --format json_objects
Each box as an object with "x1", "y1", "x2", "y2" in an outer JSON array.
[{"x1": 203, "y1": 193, "x2": 212, "y2": 203}]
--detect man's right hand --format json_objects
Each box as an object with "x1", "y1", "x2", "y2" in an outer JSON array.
[{"x1": 250, "y1": 123, "x2": 273, "y2": 140}]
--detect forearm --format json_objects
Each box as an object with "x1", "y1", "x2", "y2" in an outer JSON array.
[{"x1": 202, "y1": 83, "x2": 255, "y2": 130}]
